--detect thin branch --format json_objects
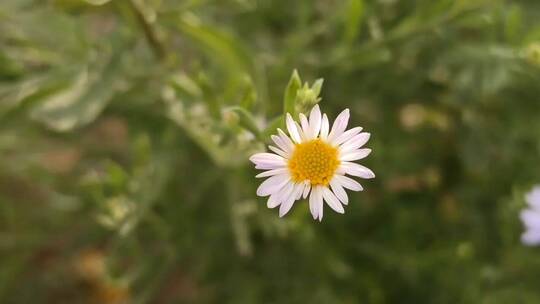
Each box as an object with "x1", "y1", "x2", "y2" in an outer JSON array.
[{"x1": 127, "y1": 0, "x2": 166, "y2": 60}]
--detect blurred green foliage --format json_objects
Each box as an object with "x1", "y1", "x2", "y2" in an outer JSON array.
[{"x1": 1, "y1": 0, "x2": 540, "y2": 303}]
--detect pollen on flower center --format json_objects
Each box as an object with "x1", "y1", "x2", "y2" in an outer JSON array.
[{"x1": 288, "y1": 139, "x2": 340, "y2": 186}]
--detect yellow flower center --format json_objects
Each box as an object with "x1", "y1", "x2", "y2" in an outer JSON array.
[{"x1": 288, "y1": 139, "x2": 340, "y2": 186}]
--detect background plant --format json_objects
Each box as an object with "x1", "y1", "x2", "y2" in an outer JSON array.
[{"x1": 1, "y1": 0, "x2": 540, "y2": 303}]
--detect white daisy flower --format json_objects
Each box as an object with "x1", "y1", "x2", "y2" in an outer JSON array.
[
  {"x1": 520, "y1": 186, "x2": 540, "y2": 246},
  {"x1": 249, "y1": 105, "x2": 375, "y2": 221}
]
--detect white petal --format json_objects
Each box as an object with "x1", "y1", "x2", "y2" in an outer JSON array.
[
  {"x1": 332, "y1": 127, "x2": 362, "y2": 146},
  {"x1": 320, "y1": 114, "x2": 329, "y2": 140},
  {"x1": 299, "y1": 113, "x2": 310, "y2": 136},
  {"x1": 296, "y1": 183, "x2": 305, "y2": 200},
  {"x1": 339, "y1": 133, "x2": 371, "y2": 153},
  {"x1": 256, "y1": 168, "x2": 288, "y2": 178},
  {"x1": 271, "y1": 135, "x2": 291, "y2": 154},
  {"x1": 340, "y1": 148, "x2": 372, "y2": 161},
  {"x1": 286, "y1": 114, "x2": 302, "y2": 143},
  {"x1": 267, "y1": 193, "x2": 281, "y2": 208},
  {"x1": 339, "y1": 162, "x2": 375, "y2": 179},
  {"x1": 250, "y1": 153, "x2": 286, "y2": 170},
  {"x1": 522, "y1": 229, "x2": 540, "y2": 246},
  {"x1": 322, "y1": 186, "x2": 345, "y2": 214},
  {"x1": 249, "y1": 152, "x2": 284, "y2": 164},
  {"x1": 268, "y1": 145, "x2": 290, "y2": 159},
  {"x1": 256, "y1": 174, "x2": 290, "y2": 197},
  {"x1": 309, "y1": 190, "x2": 317, "y2": 219},
  {"x1": 526, "y1": 186, "x2": 540, "y2": 210},
  {"x1": 521, "y1": 209, "x2": 540, "y2": 229},
  {"x1": 302, "y1": 182, "x2": 311, "y2": 199},
  {"x1": 255, "y1": 162, "x2": 286, "y2": 170},
  {"x1": 295, "y1": 121, "x2": 306, "y2": 142},
  {"x1": 330, "y1": 178, "x2": 349, "y2": 205},
  {"x1": 253, "y1": 159, "x2": 286, "y2": 168},
  {"x1": 327, "y1": 109, "x2": 349, "y2": 142},
  {"x1": 279, "y1": 183, "x2": 303, "y2": 217},
  {"x1": 309, "y1": 186, "x2": 323, "y2": 220},
  {"x1": 277, "y1": 129, "x2": 295, "y2": 152},
  {"x1": 308, "y1": 104, "x2": 321, "y2": 139},
  {"x1": 334, "y1": 175, "x2": 363, "y2": 191},
  {"x1": 267, "y1": 182, "x2": 294, "y2": 208}
]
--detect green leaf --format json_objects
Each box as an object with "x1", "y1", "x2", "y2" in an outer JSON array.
[
  {"x1": 239, "y1": 76, "x2": 257, "y2": 110},
  {"x1": 0, "y1": 51, "x2": 23, "y2": 80},
  {"x1": 311, "y1": 78, "x2": 324, "y2": 97},
  {"x1": 0, "y1": 7, "x2": 89, "y2": 65},
  {"x1": 174, "y1": 13, "x2": 256, "y2": 102},
  {"x1": 84, "y1": 0, "x2": 112, "y2": 5},
  {"x1": 229, "y1": 106, "x2": 262, "y2": 139},
  {"x1": 169, "y1": 72, "x2": 203, "y2": 99},
  {"x1": 283, "y1": 69, "x2": 301, "y2": 116},
  {"x1": 505, "y1": 5, "x2": 523, "y2": 45},
  {"x1": 0, "y1": 69, "x2": 76, "y2": 118},
  {"x1": 343, "y1": 0, "x2": 364, "y2": 44},
  {"x1": 29, "y1": 54, "x2": 125, "y2": 132}
]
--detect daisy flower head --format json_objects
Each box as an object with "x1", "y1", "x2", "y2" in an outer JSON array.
[
  {"x1": 520, "y1": 186, "x2": 540, "y2": 246},
  {"x1": 249, "y1": 105, "x2": 375, "y2": 221}
]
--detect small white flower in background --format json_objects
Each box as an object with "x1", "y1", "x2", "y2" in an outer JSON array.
[
  {"x1": 521, "y1": 186, "x2": 540, "y2": 246},
  {"x1": 249, "y1": 105, "x2": 375, "y2": 221}
]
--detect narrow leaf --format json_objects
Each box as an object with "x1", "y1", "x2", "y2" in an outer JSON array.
[{"x1": 283, "y1": 69, "x2": 301, "y2": 116}]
